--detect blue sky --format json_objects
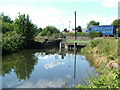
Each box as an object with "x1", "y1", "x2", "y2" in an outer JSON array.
[{"x1": 0, "y1": 0, "x2": 118, "y2": 31}]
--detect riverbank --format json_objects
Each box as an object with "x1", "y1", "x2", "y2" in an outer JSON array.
[
  {"x1": 76, "y1": 38, "x2": 119, "y2": 88},
  {"x1": 2, "y1": 34, "x2": 61, "y2": 55}
]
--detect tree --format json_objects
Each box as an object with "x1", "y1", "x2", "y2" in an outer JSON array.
[
  {"x1": 40, "y1": 26, "x2": 60, "y2": 36},
  {"x1": 1, "y1": 21, "x2": 14, "y2": 33},
  {"x1": 0, "y1": 13, "x2": 14, "y2": 33},
  {"x1": 87, "y1": 20, "x2": 100, "y2": 29},
  {"x1": 88, "y1": 31, "x2": 96, "y2": 38},
  {"x1": 96, "y1": 31, "x2": 102, "y2": 37},
  {"x1": 37, "y1": 28, "x2": 42, "y2": 33},
  {"x1": 0, "y1": 13, "x2": 13, "y2": 23},
  {"x1": 88, "y1": 31, "x2": 102, "y2": 38},
  {"x1": 63, "y1": 28, "x2": 68, "y2": 33},
  {"x1": 14, "y1": 14, "x2": 37, "y2": 47},
  {"x1": 76, "y1": 26, "x2": 82, "y2": 32},
  {"x1": 111, "y1": 19, "x2": 120, "y2": 34}
]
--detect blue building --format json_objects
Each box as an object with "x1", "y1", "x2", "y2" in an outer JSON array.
[{"x1": 86, "y1": 25, "x2": 116, "y2": 36}]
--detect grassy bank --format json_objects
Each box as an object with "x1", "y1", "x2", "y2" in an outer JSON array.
[
  {"x1": 34, "y1": 35, "x2": 62, "y2": 43},
  {"x1": 65, "y1": 40, "x2": 90, "y2": 44},
  {"x1": 76, "y1": 38, "x2": 119, "y2": 88}
]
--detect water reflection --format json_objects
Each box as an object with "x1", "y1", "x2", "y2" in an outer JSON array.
[
  {"x1": 2, "y1": 48, "x2": 98, "y2": 88},
  {"x1": 44, "y1": 61, "x2": 64, "y2": 69},
  {"x1": 16, "y1": 74, "x2": 71, "y2": 88},
  {"x1": 74, "y1": 48, "x2": 77, "y2": 79},
  {"x1": 2, "y1": 52, "x2": 38, "y2": 81}
]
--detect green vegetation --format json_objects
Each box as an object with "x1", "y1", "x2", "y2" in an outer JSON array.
[
  {"x1": 14, "y1": 14, "x2": 39, "y2": 47},
  {"x1": 2, "y1": 32, "x2": 24, "y2": 54},
  {"x1": 65, "y1": 40, "x2": 90, "y2": 44},
  {"x1": 76, "y1": 26, "x2": 82, "y2": 32},
  {"x1": 88, "y1": 31, "x2": 102, "y2": 38},
  {"x1": 2, "y1": 52, "x2": 38, "y2": 80},
  {"x1": 34, "y1": 34, "x2": 62, "y2": 43},
  {"x1": 111, "y1": 19, "x2": 120, "y2": 34},
  {"x1": 87, "y1": 20, "x2": 100, "y2": 29},
  {"x1": 76, "y1": 38, "x2": 119, "y2": 88},
  {"x1": 1, "y1": 13, "x2": 38, "y2": 55},
  {"x1": 38, "y1": 26, "x2": 60, "y2": 36},
  {"x1": 62, "y1": 32, "x2": 86, "y2": 36},
  {"x1": 1, "y1": 13, "x2": 60, "y2": 55},
  {"x1": 82, "y1": 39, "x2": 118, "y2": 60},
  {"x1": 76, "y1": 69, "x2": 119, "y2": 88}
]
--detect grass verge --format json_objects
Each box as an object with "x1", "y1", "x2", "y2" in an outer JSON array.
[
  {"x1": 65, "y1": 40, "x2": 90, "y2": 44},
  {"x1": 76, "y1": 38, "x2": 119, "y2": 88}
]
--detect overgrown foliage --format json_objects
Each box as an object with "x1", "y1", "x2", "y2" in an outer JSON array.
[
  {"x1": 2, "y1": 32, "x2": 24, "y2": 55},
  {"x1": 76, "y1": 39, "x2": 119, "y2": 88},
  {"x1": 1, "y1": 13, "x2": 42, "y2": 55},
  {"x1": 39, "y1": 26, "x2": 60, "y2": 36},
  {"x1": 76, "y1": 26, "x2": 82, "y2": 32},
  {"x1": 76, "y1": 69, "x2": 119, "y2": 88},
  {"x1": 82, "y1": 39, "x2": 118, "y2": 60},
  {"x1": 111, "y1": 19, "x2": 120, "y2": 35},
  {"x1": 14, "y1": 14, "x2": 38, "y2": 47},
  {"x1": 1, "y1": 13, "x2": 60, "y2": 55},
  {"x1": 87, "y1": 20, "x2": 100, "y2": 29},
  {"x1": 62, "y1": 32, "x2": 86, "y2": 36},
  {"x1": 0, "y1": 13, "x2": 14, "y2": 33},
  {"x1": 88, "y1": 31, "x2": 102, "y2": 38}
]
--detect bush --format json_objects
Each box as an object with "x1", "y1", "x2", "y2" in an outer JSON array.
[
  {"x1": 2, "y1": 32, "x2": 24, "y2": 55},
  {"x1": 76, "y1": 69, "x2": 119, "y2": 88},
  {"x1": 77, "y1": 39, "x2": 119, "y2": 88},
  {"x1": 88, "y1": 31, "x2": 102, "y2": 38},
  {"x1": 83, "y1": 39, "x2": 118, "y2": 60},
  {"x1": 88, "y1": 31, "x2": 96, "y2": 38},
  {"x1": 62, "y1": 32, "x2": 86, "y2": 36},
  {"x1": 39, "y1": 26, "x2": 60, "y2": 36}
]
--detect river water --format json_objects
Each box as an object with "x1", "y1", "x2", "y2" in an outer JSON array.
[{"x1": 1, "y1": 47, "x2": 99, "y2": 88}]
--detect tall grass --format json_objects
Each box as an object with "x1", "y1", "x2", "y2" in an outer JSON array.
[
  {"x1": 76, "y1": 38, "x2": 119, "y2": 88},
  {"x1": 82, "y1": 38, "x2": 118, "y2": 60}
]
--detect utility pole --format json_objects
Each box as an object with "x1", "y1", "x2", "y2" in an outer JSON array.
[{"x1": 75, "y1": 11, "x2": 76, "y2": 40}]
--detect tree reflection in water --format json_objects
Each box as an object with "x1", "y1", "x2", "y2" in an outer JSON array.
[{"x1": 2, "y1": 52, "x2": 38, "y2": 81}]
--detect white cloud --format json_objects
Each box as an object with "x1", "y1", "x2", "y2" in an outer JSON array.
[
  {"x1": 44, "y1": 61, "x2": 64, "y2": 69},
  {"x1": 7, "y1": 80, "x2": 24, "y2": 88},
  {"x1": 17, "y1": 76, "x2": 71, "y2": 88},
  {"x1": 34, "y1": 53, "x2": 49, "y2": 60},
  {"x1": 0, "y1": 0, "x2": 117, "y2": 31},
  {"x1": 102, "y1": 0, "x2": 119, "y2": 8},
  {"x1": 0, "y1": 5, "x2": 66, "y2": 29}
]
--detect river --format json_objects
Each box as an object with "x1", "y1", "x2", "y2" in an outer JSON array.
[{"x1": 1, "y1": 47, "x2": 99, "y2": 88}]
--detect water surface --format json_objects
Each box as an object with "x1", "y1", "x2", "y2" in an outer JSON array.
[{"x1": 2, "y1": 48, "x2": 98, "y2": 88}]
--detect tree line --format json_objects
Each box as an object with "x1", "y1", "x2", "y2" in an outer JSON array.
[
  {"x1": 1, "y1": 12, "x2": 120, "y2": 55},
  {"x1": 1, "y1": 13, "x2": 60, "y2": 55}
]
